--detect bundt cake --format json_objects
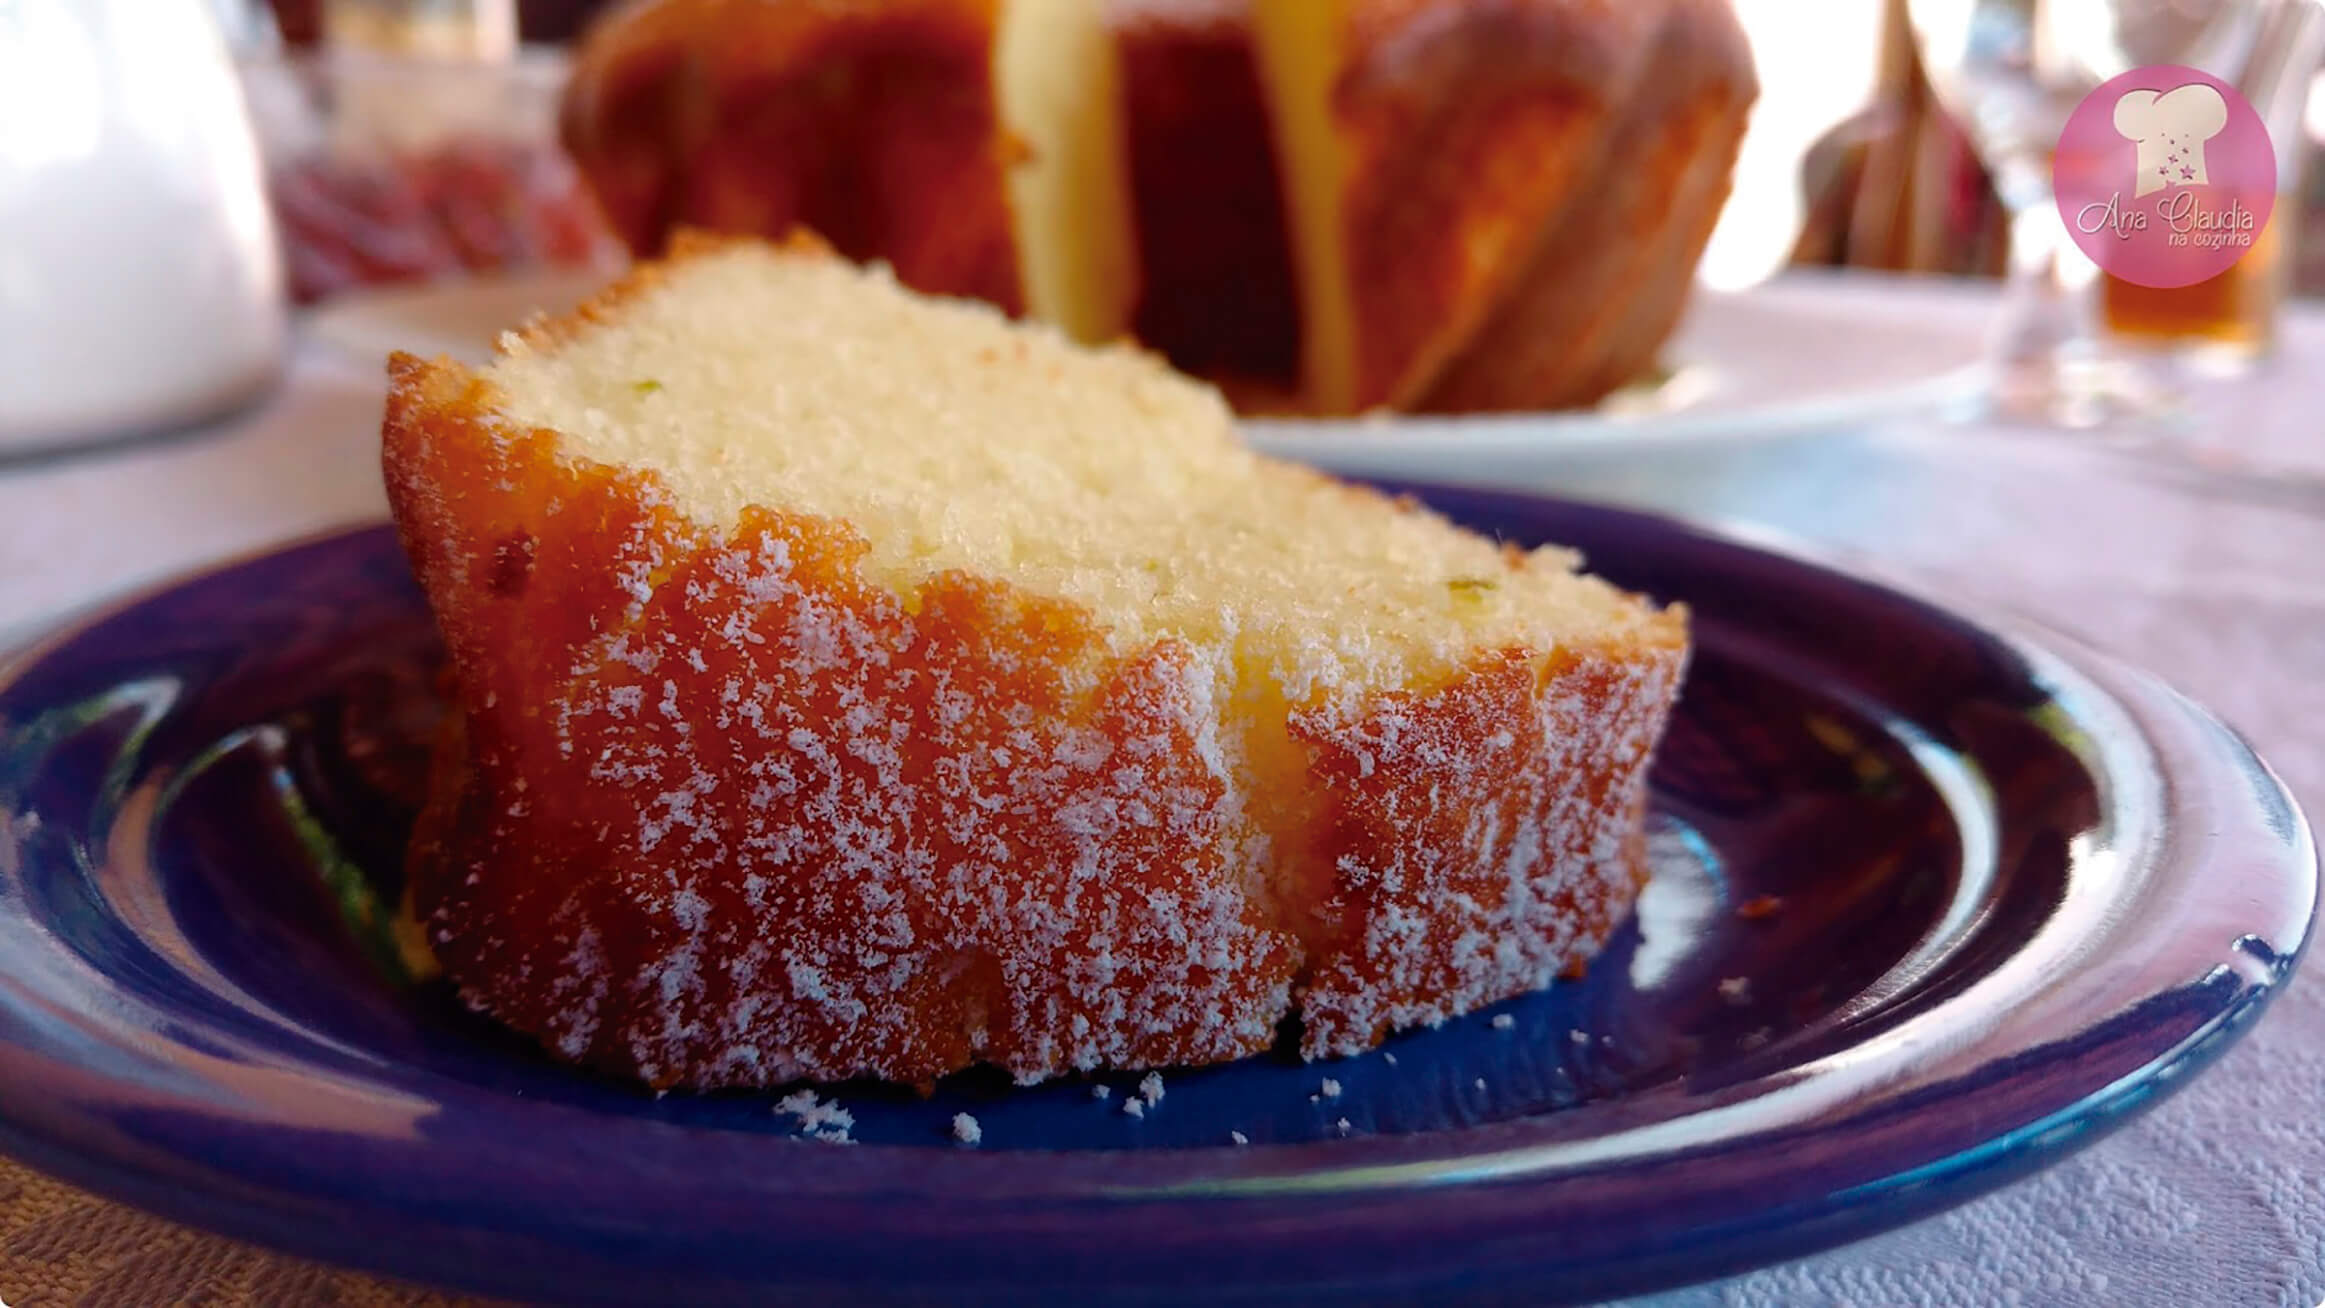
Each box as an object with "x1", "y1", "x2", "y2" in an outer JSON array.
[
  {"x1": 382, "y1": 234, "x2": 1688, "y2": 1089},
  {"x1": 558, "y1": 0, "x2": 1758, "y2": 416}
]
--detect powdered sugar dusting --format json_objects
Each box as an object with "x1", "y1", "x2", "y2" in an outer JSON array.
[{"x1": 1294, "y1": 646, "x2": 1684, "y2": 1058}]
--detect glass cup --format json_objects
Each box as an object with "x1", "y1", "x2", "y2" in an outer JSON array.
[
  {"x1": 1905, "y1": 0, "x2": 2321, "y2": 427},
  {"x1": 2097, "y1": 208, "x2": 2287, "y2": 369},
  {"x1": 238, "y1": 43, "x2": 622, "y2": 305},
  {"x1": 2094, "y1": 5, "x2": 2322, "y2": 374}
]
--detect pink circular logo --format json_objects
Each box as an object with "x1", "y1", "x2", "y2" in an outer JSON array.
[{"x1": 2054, "y1": 64, "x2": 2276, "y2": 289}]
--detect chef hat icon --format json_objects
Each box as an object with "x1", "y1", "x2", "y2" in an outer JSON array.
[{"x1": 2114, "y1": 83, "x2": 2229, "y2": 198}]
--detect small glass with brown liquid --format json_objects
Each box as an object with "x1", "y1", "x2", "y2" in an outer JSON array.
[{"x1": 2098, "y1": 216, "x2": 2287, "y2": 374}]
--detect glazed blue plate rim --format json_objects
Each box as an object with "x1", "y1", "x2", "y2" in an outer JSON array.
[{"x1": 0, "y1": 489, "x2": 2313, "y2": 1305}]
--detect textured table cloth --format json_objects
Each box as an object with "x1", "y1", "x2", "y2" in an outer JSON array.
[{"x1": 0, "y1": 274, "x2": 2320, "y2": 1307}]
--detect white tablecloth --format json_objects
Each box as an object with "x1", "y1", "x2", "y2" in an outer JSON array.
[{"x1": 1, "y1": 274, "x2": 2320, "y2": 1308}]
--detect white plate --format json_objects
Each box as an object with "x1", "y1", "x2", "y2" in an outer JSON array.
[
  {"x1": 306, "y1": 267, "x2": 1988, "y2": 486},
  {"x1": 1245, "y1": 279, "x2": 1989, "y2": 483},
  {"x1": 305, "y1": 267, "x2": 617, "y2": 367}
]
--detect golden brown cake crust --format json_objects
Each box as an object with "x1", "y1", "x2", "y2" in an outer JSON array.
[
  {"x1": 1318, "y1": 0, "x2": 1673, "y2": 413},
  {"x1": 1113, "y1": 2, "x2": 1301, "y2": 389},
  {"x1": 382, "y1": 242, "x2": 1687, "y2": 1088},
  {"x1": 1424, "y1": 0, "x2": 1757, "y2": 411},
  {"x1": 560, "y1": 0, "x2": 1022, "y2": 311}
]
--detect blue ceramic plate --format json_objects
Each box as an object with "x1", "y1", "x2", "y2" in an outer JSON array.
[{"x1": 0, "y1": 489, "x2": 2312, "y2": 1306}]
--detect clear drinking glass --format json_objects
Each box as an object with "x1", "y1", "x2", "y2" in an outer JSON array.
[{"x1": 1903, "y1": 0, "x2": 2302, "y2": 427}]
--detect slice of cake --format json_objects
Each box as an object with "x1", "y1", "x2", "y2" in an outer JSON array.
[{"x1": 383, "y1": 233, "x2": 1687, "y2": 1089}]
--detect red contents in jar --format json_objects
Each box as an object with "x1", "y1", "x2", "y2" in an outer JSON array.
[{"x1": 270, "y1": 137, "x2": 614, "y2": 303}]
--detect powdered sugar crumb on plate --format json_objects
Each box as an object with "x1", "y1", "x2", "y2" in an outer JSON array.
[
  {"x1": 951, "y1": 1112, "x2": 982, "y2": 1146},
  {"x1": 773, "y1": 1089, "x2": 855, "y2": 1144}
]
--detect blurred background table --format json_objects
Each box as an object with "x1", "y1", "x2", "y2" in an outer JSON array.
[{"x1": 0, "y1": 270, "x2": 2320, "y2": 1307}]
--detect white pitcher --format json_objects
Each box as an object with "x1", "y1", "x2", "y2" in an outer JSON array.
[{"x1": 0, "y1": 0, "x2": 287, "y2": 454}]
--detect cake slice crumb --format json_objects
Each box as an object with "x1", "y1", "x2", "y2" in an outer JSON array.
[
  {"x1": 1229, "y1": 1130, "x2": 1249, "y2": 1146},
  {"x1": 951, "y1": 1112, "x2": 982, "y2": 1146},
  {"x1": 1123, "y1": 1097, "x2": 1146, "y2": 1119},
  {"x1": 1091, "y1": 1084, "x2": 1112, "y2": 1100},
  {"x1": 1382, "y1": 1052, "x2": 1399, "y2": 1066},
  {"x1": 1333, "y1": 1117, "x2": 1352, "y2": 1136},
  {"x1": 1491, "y1": 1014, "x2": 1516, "y2": 1030},
  {"x1": 1318, "y1": 1077, "x2": 1342, "y2": 1099},
  {"x1": 1137, "y1": 1072, "x2": 1166, "y2": 1106}
]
